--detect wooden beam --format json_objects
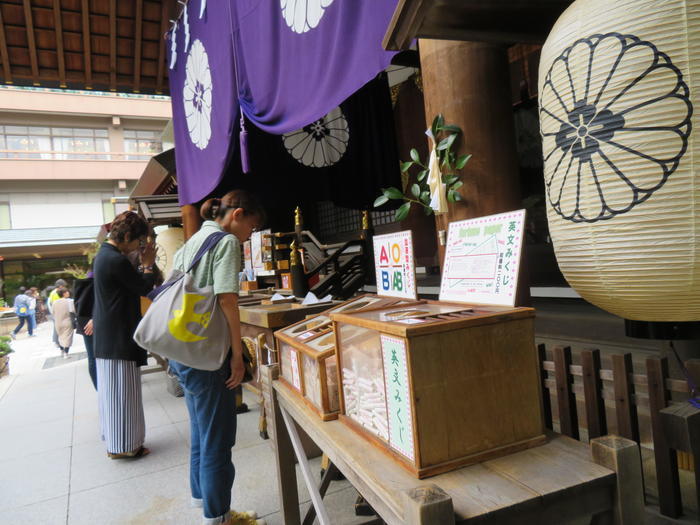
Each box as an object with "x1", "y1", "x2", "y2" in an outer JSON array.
[
  {"x1": 22, "y1": 0, "x2": 39, "y2": 85},
  {"x1": 133, "y1": 0, "x2": 143, "y2": 92},
  {"x1": 0, "y1": 6, "x2": 12, "y2": 83},
  {"x1": 382, "y1": 0, "x2": 430, "y2": 51},
  {"x1": 52, "y1": 0, "x2": 66, "y2": 87},
  {"x1": 109, "y1": 0, "x2": 116, "y2": 91},
  {"x1": 155, "y1": 0, "x2": 168, "y2": 94},
  {"x1": 80, "y1": 0, "x2": 92, "y2": 88}
]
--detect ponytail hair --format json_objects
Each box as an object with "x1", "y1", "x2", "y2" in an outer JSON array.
[{"x1": 200, "y1": 189, "x2": 266, "y2": 224}]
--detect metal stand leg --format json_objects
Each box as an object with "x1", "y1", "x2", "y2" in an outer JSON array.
[{"x1": 279, "y1": 405, "x2": 331, "y2": 525}]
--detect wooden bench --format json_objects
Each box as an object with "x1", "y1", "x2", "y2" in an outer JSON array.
[{"x1": 262, "y1": 365, "x2": 645, "y2": 525}]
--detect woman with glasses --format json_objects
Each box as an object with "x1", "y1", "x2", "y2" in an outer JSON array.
[{"x1": 93, "y1": 211, "x2": 156, "y2": 459}]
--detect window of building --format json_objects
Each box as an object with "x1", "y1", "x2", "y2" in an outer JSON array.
[
  {"x1": 0, "y1": 126, "x2": 110, "y2": 160},
  {"x1": 102, "y1": 199, "x2": 116, "y2": 223},
  {"x1": 124, "y1": 130, "x2": 163, "y2": 160},
  {"x1": 10, "y1": 192, "x2": 104, "y2": 229},
  {"x1": 0, "y1": 202, "x2": 10, "y2": 229}
]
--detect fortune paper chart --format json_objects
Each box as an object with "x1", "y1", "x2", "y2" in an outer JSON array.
[{"x1": 439, "y1": 210, "x2": 526, "y2": 306}]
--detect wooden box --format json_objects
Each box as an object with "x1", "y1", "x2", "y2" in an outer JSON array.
[
  {"x1": 331, "y1": 301, "x2": 546, "y2": 478},
  {"x1": 274, "y1": 294, "x2": 421, "y2": 420},
  {"x1": 240, "y1": 280, "x2": 259, "y2": 292}
]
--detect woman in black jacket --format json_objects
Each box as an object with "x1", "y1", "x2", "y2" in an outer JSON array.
[{"x1": 93, "y1": 211, "x2": 155, "y2": 459}]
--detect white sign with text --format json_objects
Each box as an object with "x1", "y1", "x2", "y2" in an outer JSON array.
[
  {"x1": 439, "y1": 210, "x2": 526, "y2": 306},
  {"x1": 373, "y1": 230, "x2": 417, "y2": 300}
]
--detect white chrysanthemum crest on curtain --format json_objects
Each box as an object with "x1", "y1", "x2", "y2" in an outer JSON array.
[
  {"x1": 280, "y1": 0, "x2": 335, "y2": 34},
  {"x1": 283, "y1": 107, "x2": 349, "y2": 167},
  {"x1": 183, "y1": 39, "x2": 213, "y2": 150}
]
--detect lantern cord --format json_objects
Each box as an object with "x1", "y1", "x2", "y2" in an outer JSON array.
[{"x1": 669, "y1": 341, "x2": 700, "y2": 409}]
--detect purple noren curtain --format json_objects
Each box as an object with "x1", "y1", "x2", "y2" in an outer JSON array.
[
  {"x1": 170, "y1": 0, "x2": 398, "y2": 205},
  {"x1": 168, "y1": 1, "x2": 239, "y2": 206},
  {"x1": 231, "y1": 0, "x2": 398, "y2": 134}
]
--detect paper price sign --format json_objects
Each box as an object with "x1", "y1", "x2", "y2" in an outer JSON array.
[
  {"x1": 439, "y1": 210, "x2": 526, "y2": 306},
  {"x1": 373, "y1": 230, "x2": 417, "y2": 300}
]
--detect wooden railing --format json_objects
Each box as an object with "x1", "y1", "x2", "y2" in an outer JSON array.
[
  {"x1": 539, "y1": 344, "x2": 699, "y2": 518},
  {"x1": 307, "y1": 240, "x2": 366, "y2": 300}
]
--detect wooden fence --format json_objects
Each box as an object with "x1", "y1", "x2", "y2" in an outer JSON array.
[{"x1": 538, "y1": 344, "x2": 699, "y2": 518}]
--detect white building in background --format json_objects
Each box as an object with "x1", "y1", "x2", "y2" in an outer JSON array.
[{"x1": 0, "y1": 86, "x2": 171, "y2": 298}]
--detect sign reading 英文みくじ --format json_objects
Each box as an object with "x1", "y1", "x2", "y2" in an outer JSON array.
[
  {"x1": 373, "y1": 231, "x2": 417, "y2": 300},
  {"x1": 381, "y1": 334, "x2": 415, "y2": 461},
  {"x1": 439, "y1": 210, "x2": 526, "y2": 306}
]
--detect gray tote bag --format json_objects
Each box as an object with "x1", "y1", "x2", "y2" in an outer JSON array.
[{"x1": 133, "y1": 231, "x2": 231, "y2": 370}]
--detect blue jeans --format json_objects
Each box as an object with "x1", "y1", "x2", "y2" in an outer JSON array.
[
  {"x1": 83, "y1": 334, "x2": 97, "y2": 390},
  {"x1": 13, "y1": 316, "x2": 32, "y2": 336},
  {"x1": 170, "y1": 359, "x2": 237, "y2": 523},
  {"x1": 28, "y1": 312, "x2": 36, "y2": 334}
]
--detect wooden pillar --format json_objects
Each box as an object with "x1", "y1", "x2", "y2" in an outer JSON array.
[
  {"x1": 181, "y1": 204, "x2": 202, "y2": 241},
  {"x1": 419, "y1": 40, "x2": 522, "y2": 259},
  {"x1": 590, "y1": 436, "x2": 646, "y2": 525}
]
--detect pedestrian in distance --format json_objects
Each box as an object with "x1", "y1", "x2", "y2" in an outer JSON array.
[
  {"x1": 10, "y1": 287, "x2": 32, "y2": 339},
  {"x1": 93, "y1": 211, "x2": 155, "y2": 460},
  {"x1": 169, "y1": 190, "x2": 266, "y2": 525},
  {"x1": 48, "y1": 279, "x2": 68, "y2": 348},
  {"x1": 27, "y1": 287, "x2": 39, "y2": 336},
  {"x1": 52, "y1": 288, "x2": 75, "y2": 358}
]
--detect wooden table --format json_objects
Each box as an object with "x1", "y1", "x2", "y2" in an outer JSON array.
[{"x1": 263, "y1": 366, "x2": 645, "y2": 525}]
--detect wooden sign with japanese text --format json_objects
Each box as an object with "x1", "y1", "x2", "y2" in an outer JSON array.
[
  {"x1": 439, "y1": 210, "x2": 526, "y2": 306},
  {"x1": 381, "y1": 335, "x2": 415, "y2": 461},
  {"x1": 373, "y1": 230, "x2": 417, "y2": 300}
]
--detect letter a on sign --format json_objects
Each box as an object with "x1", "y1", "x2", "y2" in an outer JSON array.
[{"x1": 379, "y1": 246, "x2": 389, "y2": 264}]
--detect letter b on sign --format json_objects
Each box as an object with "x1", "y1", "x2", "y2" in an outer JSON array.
[{"x1": 381, "y1": 270, "x2": 390, "y2": 291}]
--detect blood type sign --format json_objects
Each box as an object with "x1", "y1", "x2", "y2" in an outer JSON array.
[{"x1": 373, "y1": 230, "x2": 417, "y2": 300}]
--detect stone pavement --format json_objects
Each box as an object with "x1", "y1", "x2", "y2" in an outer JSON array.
[{"x1": 0, "y1": 321, "x2": 372, "y2": 524}]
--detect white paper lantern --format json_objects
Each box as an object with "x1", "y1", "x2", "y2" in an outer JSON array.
[{"x1": 539, "y1": 0, "x2": 697, "y2": 322}]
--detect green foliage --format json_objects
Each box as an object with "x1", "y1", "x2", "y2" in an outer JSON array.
[
  {"x1": 83, "y1": 241, "x2": 101, "y2": 265},
  {"x1": 63, "y1": 264, "x2": 88, "y2": 280},
  {"x1": 375, "y1": 114, "x2": 471, "y2": 221},
  {"x1": 0, "y1": 335, "x2": 13, "y2": 357}
]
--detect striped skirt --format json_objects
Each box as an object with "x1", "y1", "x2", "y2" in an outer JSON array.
[{"x1": 96, "y1": 358, "x2": 145, "y2": 454}]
